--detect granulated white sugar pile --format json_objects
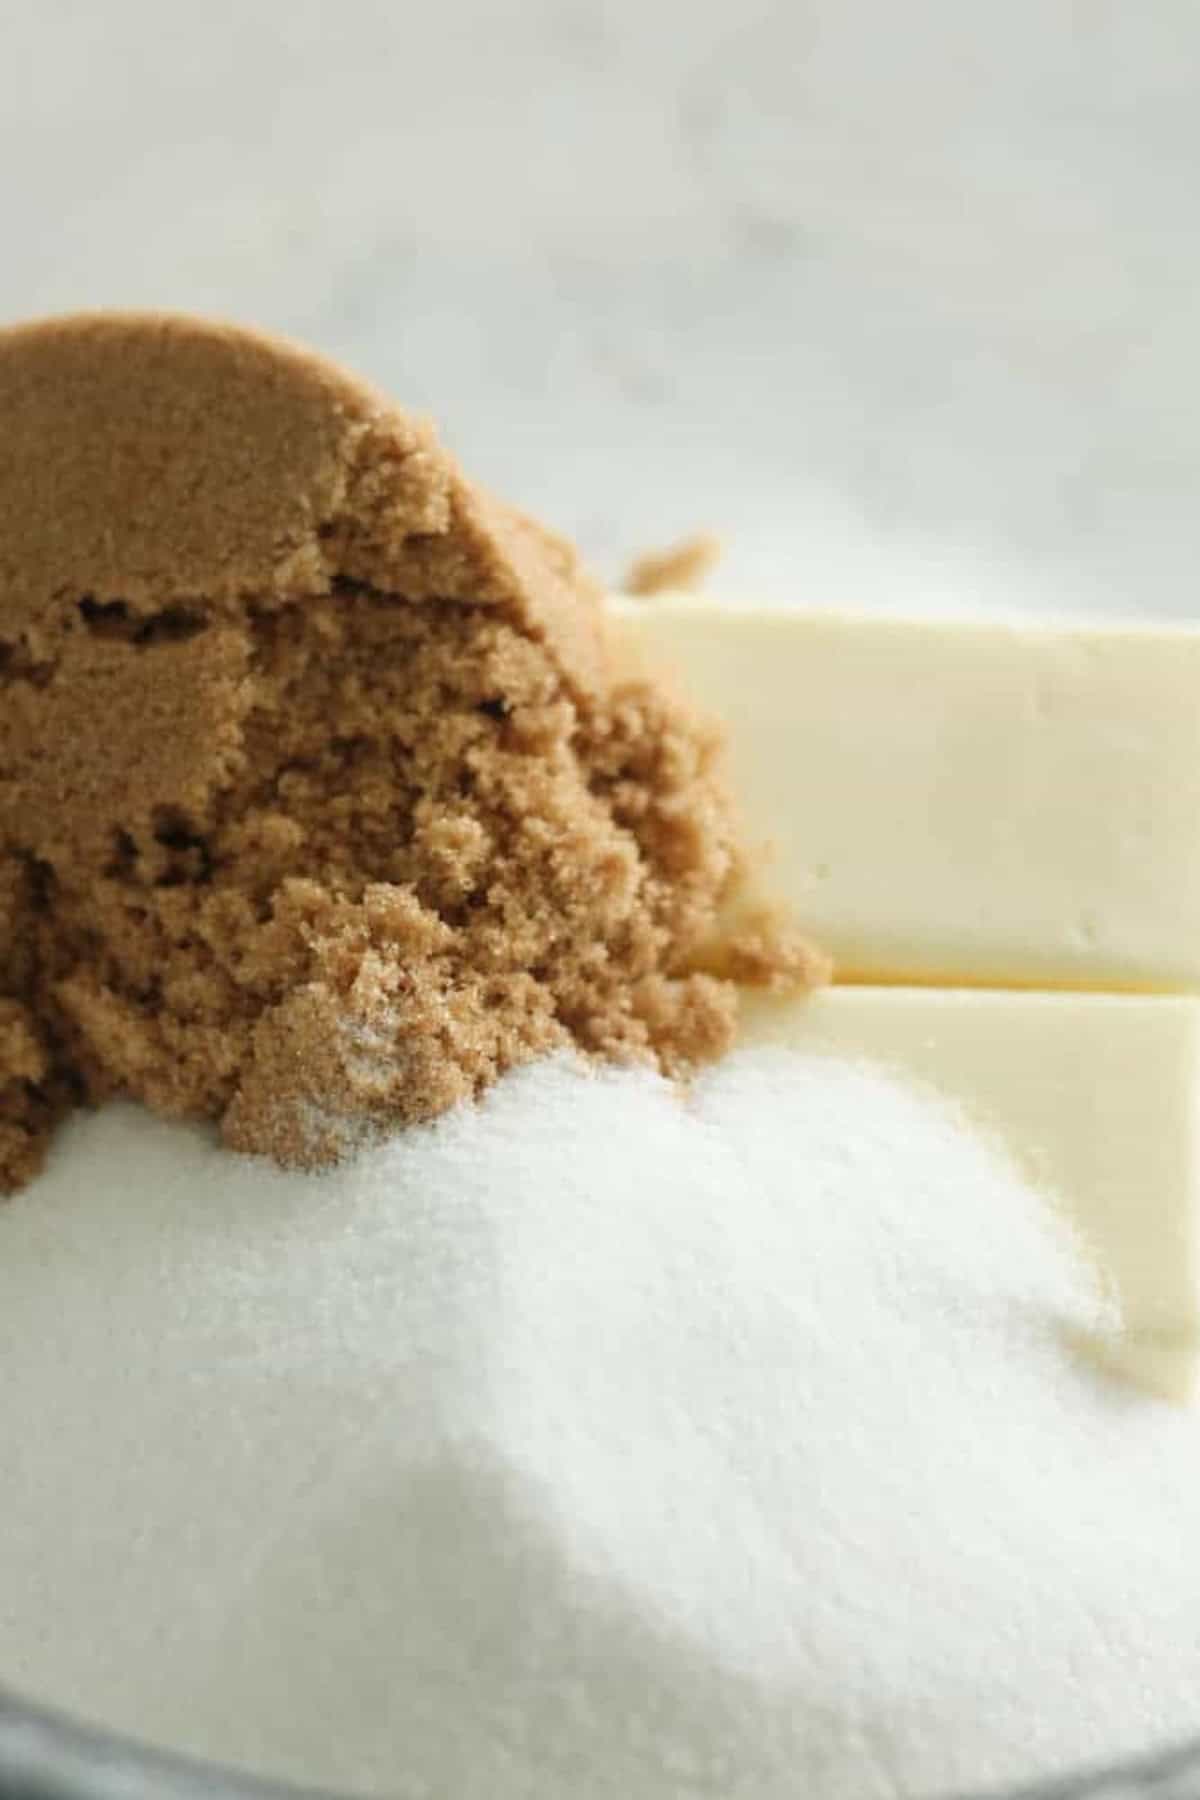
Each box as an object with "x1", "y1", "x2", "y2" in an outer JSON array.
[{"x1": 2, "y1": 1049, "x2": 1200, "y2": 1799}]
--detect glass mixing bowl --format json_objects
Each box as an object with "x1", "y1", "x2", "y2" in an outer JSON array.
[{"x1": 0, "y1": 1685, "x2": 1197, "y2": 1800}]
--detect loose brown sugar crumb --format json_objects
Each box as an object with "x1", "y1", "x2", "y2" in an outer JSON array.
[
  {"x1": 687, "y1": 903, "x2": 833, "y2": 994},
  {"x1": 0, "y1": 314, "x2": 823, "y2": 1189},
  {"x1": 623, "y1": 532, "x2": 723, "y2": 598}
]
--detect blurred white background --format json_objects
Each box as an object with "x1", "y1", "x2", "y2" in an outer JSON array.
[{"x1": 3, "y1": 0, "x2": 1198, "y2": 613}]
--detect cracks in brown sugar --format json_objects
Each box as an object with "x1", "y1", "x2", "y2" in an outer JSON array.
[{"x1": 0, "y1": 576, "x2": 773, "y2": 1190}]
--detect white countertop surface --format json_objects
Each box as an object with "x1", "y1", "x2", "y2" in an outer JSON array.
[{"x1": 3, "y1": 0, "x2": 1198, "y2": 616}]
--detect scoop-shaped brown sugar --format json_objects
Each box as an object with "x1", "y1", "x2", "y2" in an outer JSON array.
[{"x1": 0, "y1": 313, "x2": 824, "y2": 1188}]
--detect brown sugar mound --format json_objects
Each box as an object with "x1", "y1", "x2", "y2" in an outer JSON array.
[{"x1": 0, "y1": 313, "x2": 824, "y2": 1190}]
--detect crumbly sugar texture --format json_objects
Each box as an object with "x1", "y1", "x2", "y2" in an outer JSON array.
[{"x1": 0, "y1": 314, "x2": 822, "y2": 1189}]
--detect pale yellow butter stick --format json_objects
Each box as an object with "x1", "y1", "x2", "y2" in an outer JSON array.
[
  {"x1": 611, "y1": 596, "x2": 1200, "y2": 1400},
  {"x1": 615, "y1": 598, "x2": 1200, "y2": 992},
  {"x1": 742, "y1": 985, "x2": 1200, "y2": 1402}
]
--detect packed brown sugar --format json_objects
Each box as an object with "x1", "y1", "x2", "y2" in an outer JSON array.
[{"x1": 0, "y1": 313, "x2": 822, "y2": 1190}]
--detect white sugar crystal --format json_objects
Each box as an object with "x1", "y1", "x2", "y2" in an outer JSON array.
[{"x1": 0, "y1": 1050, "x2": 1195, "y2": 1798}]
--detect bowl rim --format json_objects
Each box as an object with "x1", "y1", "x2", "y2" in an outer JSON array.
[{"x1": 2, "y1": 1681, "x2": 1199, "y2": 1800}]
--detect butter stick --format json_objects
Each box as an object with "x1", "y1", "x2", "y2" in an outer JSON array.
[
  {"x1": 742, "y1": 985, "x2": 1200, "y2": 1401},
  {"x1": 616, "y1": 600, "x2": 1200, "y2": 991}
]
